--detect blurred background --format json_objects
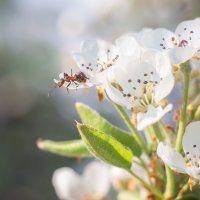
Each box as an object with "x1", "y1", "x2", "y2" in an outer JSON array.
[{"x1": 0, "y1": 0, "x2": 199, "y2": 199}]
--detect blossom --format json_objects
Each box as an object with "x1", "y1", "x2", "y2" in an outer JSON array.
[
  {"x1": 132, "y1": 18, "x2": 200, "y2": 65},
  {"x1": 110, "y1": 166, "x2": 133, "y2": 191},
  {"x1": 105, "y1": 51, "x2": 174, "y2": 130},
  {"x1": 54, "y1": 35, "x2": 148, "y2": 91},
  {"x1": 110, "y1": 153, "x2": 150, "y2": 199},
  {"x1": 157, "y1": 121, "x2": 200, "y2": 180},
  {"x1": 73, "y1": 39, "x2": 120, "y2": 85},
  {"x1": 52, "y1": 161, "x2": 110, "y2": 200}
]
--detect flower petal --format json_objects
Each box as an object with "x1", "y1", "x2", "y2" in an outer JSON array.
[
  {"x1": 190, "y1": 51, "x2": 200, "y2": 69},
  {"x1": 73, "y1": 39, "x2": 119, "y2": 82},
  {"x1": 52, "y1": 167, "x2": 82, "y2": 200},
  {"x1": 137, "y1": 28, "x2": 177, "y2": 50},
  {"x1": 82, "y1": 161, "x2": 110, "y2": 198},
  {"x1": 182, "y1": 121, "x2": 200, "y2": 158},
  {"x1": 137, "y1": 104, "x2": 172, "y2": 131},
  {"x1": 105, "y1": 79, "x2": 132, "y2": 109},
  {"x1": 115, "y1": 34, "x2": 141, "y2": 57},
  {"x1": 110, "y1": 166, "x2": 132, "y2": 190},
  {"x1": 157, "y1": 142, "x2": 186, "y2": 173},
  {"x1": 175, "y1": 19, "x2": 200, "y2": 49},
  {"x1": 167, "y1": 46, "x2": 197, "y2": 64},
  {"x1": 186, "y1": 166, "x2": 200, "y2": 180},
  {"x1": 154, "y1": 73, "x2": 175, "y2": 103}
]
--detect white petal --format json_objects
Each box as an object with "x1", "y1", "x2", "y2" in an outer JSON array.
[
  {"x1": 157, "y1": 142, "x2": 186, "y2": 173},
  {"x1": 190, "y1": 51, "x2": 200, "y2": 69},
  {"x1": 182, "y1": 121, "x2": 200, "y2": 157},
  {"x1": 52, "y1": 167, "x2": 82, "y2": 200},
  {"x1": 138, "y1": 28, "x2": 177, "y2": 50},
  {"x1": 131, "y1": 28, "x2": 153, "y2": 44},
  {"x1": 105, "y1": 79, "x2": 132, "y2": 109},
  {"x1": 73, "y1": 39, "x2": 118, "y2": 79},
  {"x1": 175, "y1": 19, "x2": 200, "y2": 49},
  {"x1": 115, "y1": 34, "x2": 141, "y2": 57},
  {"x1": 154, "y1": 51, "x2": 172, "y2": 77},
  {"x1": 137, "y1": 104, "x2": 172, "y2": 131},
  {"x1": 154, "y1": 73, "x2": 175, "y2": 103},
  {"x1": 186, "y1": 166, "x2": 200, "y2": 180},
  {"x1": 167, "y1": 46, "x2": 197, "y2": 64},
  {"x1": 82, "y1": 161, "x2": 110, "y2": 198},
  {"x1": 112, "y1": 57, "x2": 160, "y2": 97},
  {"x1": 110, "y1": 166, "x2": 132, "y2": 183}
]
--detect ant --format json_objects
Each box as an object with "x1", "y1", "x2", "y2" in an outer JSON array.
[{"x1": 55, "y1": 69, "x2": 89, "y2": 93}]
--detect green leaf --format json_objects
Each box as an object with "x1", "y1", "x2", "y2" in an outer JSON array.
[
  {"x1": 76, "y1": 102, "x2": 141, "y2": 157},
  {"x1": 77, "y1": 123, "x2": 133, "y2": 169},
  {"x1": 37, "y1": 139, "x2": 90, "y2": 157}
]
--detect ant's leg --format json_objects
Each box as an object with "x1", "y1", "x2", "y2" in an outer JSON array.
[
  {"x1": 71, "y1": 69, "x2": 72, "y2": 76},
  {"x1": 66, "y1": 82, "x2": 71, "y2": 94},
  {"x1": 73, "y1": 81, "x2": 79, "y2": 91}
]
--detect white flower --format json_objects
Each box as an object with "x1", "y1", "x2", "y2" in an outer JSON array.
[
  {"x1": 105, "y1": 51, "x2": 174, "y2": 130},
  {"x1": 110, "y1": 166, "x2": 133, "y2": 191},
  {"x1": 133, "y1": 18, "x2": 200, "y2": 64},
  {"x1": 54, "y1": 35, "x2": 146, "y2": 91},
  {"x1": 73, "y1": 39, "x2": 120, "y2": 85},
  {"x1": 52, "y1": 161, "x2": 110, "y2": 200},
  {"x1": 110, "y1": 153, "x2": 149, "y2": 197},
  {"x1": 157, "y1": 121, "x2": 200, "y2": 180}
]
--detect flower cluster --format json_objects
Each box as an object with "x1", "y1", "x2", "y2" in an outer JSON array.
[
  {"x1": 54, "y1": 18, "x2": 199, "y2": 130},
  {"x1": 39, "y1": 18, "x2": 200, "y2": 200}
]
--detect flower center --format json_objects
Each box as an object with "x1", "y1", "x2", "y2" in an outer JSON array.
[
  {"x1": 111, "y1": 71, "x2": 161, "y2": 113},
  {"x1": 128, "y1": 81, "x2": 157, "y2": 112},
  {"x1": 96, "y1": 49, "x2": 119, "y2": 73}
]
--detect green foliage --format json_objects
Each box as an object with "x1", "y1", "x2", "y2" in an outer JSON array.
[
  {"x1": 37, "y1": 139, "x2": 90, "y2": 157},
  {"x1": 77, "y1": 123, "x2": 133, "y2": 169},
  {"x1": 76, "y1": 102, "x2": 142, "y2": 157}
]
